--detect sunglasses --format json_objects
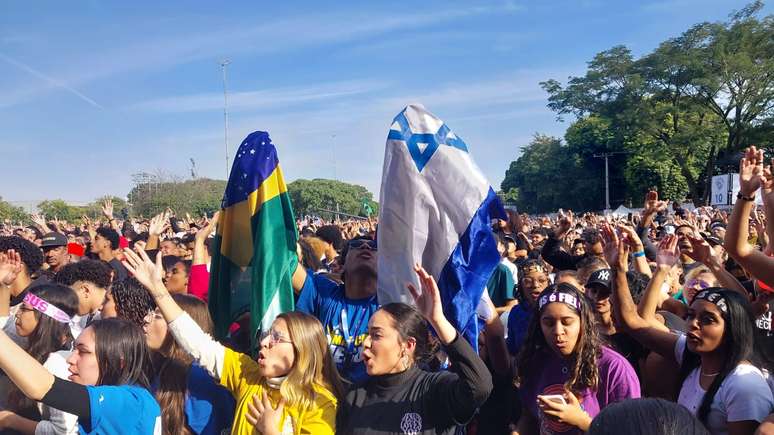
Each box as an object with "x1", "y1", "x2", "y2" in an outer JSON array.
[{"x1": 348, "y1": 239, "x2": 377, "y2": 251}]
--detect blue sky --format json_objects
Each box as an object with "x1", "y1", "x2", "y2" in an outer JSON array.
[{"x1": 2, "y1": 0, "x2": 769, "y2": 205}]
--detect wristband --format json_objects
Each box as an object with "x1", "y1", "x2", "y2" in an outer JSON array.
[
  {"x1": 632, "y1": 251, "x2": 645, "y2": 258},
  {"x1": 737, "y1": 192, "x2": 755, "y2": 202}
]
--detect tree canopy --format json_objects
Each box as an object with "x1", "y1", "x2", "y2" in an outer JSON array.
[
  {"x1": 287, "y1": 178, "x2": 378, "y2": 219},
  {"x1": 504, "y1": 2, "x2": 774, "y2": 212}
]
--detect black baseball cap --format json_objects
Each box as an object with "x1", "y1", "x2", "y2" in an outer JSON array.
[
  {"x1": 40, "y1": 232, "x2": 67, "y2": 248},
  {"x1": 586, "y1": 268, "x2": 612, "y2": 290}
]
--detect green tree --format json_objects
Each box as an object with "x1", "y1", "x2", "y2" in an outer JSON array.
[
  {"x1": 539, "y1": 3, "x2": 774, "y2": 204},
  {"x1": 0, "y1": 197, "x2": 28, "y2": 223},
  {"x1": 128, "y1": 178, "x2": 226, "y2": 217},
  {"x1": 501, "y1": 135, "x2": 587, "y2": 213},
  {"x1": 287, "y1": 179, "x2": 378, "y2": 218},
  {"x1": 36, "y1": 200, "x2": 84, "y2": 222}
]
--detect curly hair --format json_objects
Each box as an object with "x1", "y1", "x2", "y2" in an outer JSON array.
[
  {"x1": 0, "y1": 236, "x2": 44, "y2": 274},
  {"x1": 515, "y1": 283, "x2": 603, "y2": 394},
  {"x1": 96, "y1": 227, "x2": 120, "y2": 250},
  {"x1": 110, "y1": 278, "x2": 155, "y2": 327},
  {"x1": 53, "y1": 259, "x2": 113, "y2": 289}
]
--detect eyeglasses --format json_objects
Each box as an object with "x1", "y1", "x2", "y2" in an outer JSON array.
[
  {"x1": 259, "y1": 329, "x2": 293, "y2": 347},
  {"x1": 348, "y1": 239, "x2": 377, "y2": 251},
  {"x1": 142, "y1": 311, "x2": 164, "y2": 325}
]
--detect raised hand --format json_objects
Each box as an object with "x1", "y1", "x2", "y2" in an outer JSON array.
[
  {"x1": 656, "y1": 235, "x2": 680, "y2": 270},
  {"x1": 407, "y1": 264, "x2": 445, "y2": 324},
  {"x1": 148, "y1": 211, "x2": 169, "y2": 236},
  {"x1": 555, "y1": 210, "x2": 574, "y2": 237},
  {"x1": 616, "y1": 224, "x2": 644, "y2": 252},
  {"x1": 739, "y1": 146, "x2": 766, "y2": 197},
  {"x1": 643, "y1": 190, "x2": 668, "y2": 216},
  {"x1": 682, "y1": 234, "x2": 718, "y2": 267},
  {"x1": 30, "y1": 213, "x2": 47, "y2": 228},
  {"x1": 101, "y1": 198, "x2": 114, "y2": 220},
  {"x1": 761, "y1": 158, "x2": 774, "y2": 205},
  {"x1": 600, "y1": 224, "x2": 620, "y2": 267},
  {"x1": 121, "y1": 248, "x2": 164, "y2": 292},
  {"x1": 196, "y1": 211, "x2": 220, "y2": 241},
  {"x1": 0, "y1": 250, "x2": 23, "y2": 286}
]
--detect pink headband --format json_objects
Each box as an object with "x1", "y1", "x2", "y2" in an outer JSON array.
[{"x1": 23, "y1": 293, "x2": 72, "y2": 323}]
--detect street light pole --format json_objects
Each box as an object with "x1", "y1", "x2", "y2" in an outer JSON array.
[
  {"x1": 593, "y1": 151, "x2": 628, "y2": 212},
  {"x1": 220, "y1": 59, "x2": 231, "y2": 180}
]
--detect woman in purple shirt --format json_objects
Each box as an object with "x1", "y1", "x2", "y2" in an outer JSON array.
[{"x1": 513, "y1": 284, "x2": 641, "y2": 435}]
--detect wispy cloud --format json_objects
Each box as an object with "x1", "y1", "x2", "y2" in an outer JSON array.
[
  {"x1": 128, "y1": 79, "x2": 389, "y2": 113},
  {"x1": 0, "y1": 53, "x2": 103, "y2": 109},
  {"x1": 0, "y1": 6, "x2": 507, "y2": 109}
]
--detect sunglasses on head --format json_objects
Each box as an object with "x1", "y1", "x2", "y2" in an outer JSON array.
[{"x1": 348, "y1": 239, "x2": 377, "y2": 251}]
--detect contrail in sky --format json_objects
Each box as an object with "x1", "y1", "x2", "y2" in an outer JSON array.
[{"x1": 0, "y1": 53, "x2": 104, "y2": 109}]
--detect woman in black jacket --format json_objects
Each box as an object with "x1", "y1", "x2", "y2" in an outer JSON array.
[{"x1": 335, "y1": 264, "x2": 493, "y2": 435}]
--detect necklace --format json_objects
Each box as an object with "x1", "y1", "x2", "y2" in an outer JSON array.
[{"x1": 700, "y1": 370, "x2": 720, "y2": 377}]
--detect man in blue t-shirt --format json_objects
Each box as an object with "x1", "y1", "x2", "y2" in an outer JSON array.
[{"x1": 293, "y1": 236, "x2": 379, "y2": 384}]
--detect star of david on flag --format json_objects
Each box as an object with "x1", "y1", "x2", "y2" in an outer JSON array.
[{"x1": 378, "y1": 104, "x2": 506, "y2": 351}]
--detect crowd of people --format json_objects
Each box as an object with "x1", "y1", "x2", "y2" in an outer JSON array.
[{"x1": 1, "y1": 147, "x2": 774, "y2": 434}]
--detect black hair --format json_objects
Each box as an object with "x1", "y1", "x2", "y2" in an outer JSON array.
[
  {"x1": 379, "y1": 303, "x2": 440, "y2": 367},
  {"x1": 7, "y1": 284, "x2": 79, "y2": 414},
  {"x1": 162, "y1": 255, "x2": 191, "y2": 276},
  {"x1": 110, "y1": 278, "x2": 155, "y2": 328},
  {"x1": 530, "y1": 228, "x2": 548, "y2": 237},
  {"x1": 53, "y1": 259, "x2": 113, "y2": 289},
  {"x1": 180, "y1": 233, "x2": 196, "y2": 245},
  {"x1": 316, "y1": 225, "x2": 344, "y2": 251},
  {"x1": 588, "y1": 398, "x2": 709, "y2": 435},
  {"x1": 516, "y1": 283, "x2": 602, "y2": 394},
  {"x1": 0, "y1": 236, "x2": 44, "y2": 274},
  {"x1": 581, "y1": 228, "x2": 602, "y2": 244},
  {"x1": 90, "y1": 318, "x2": 152, "y2": 388},
  {"x1": 678, "y1": 289, "x2": 755, "y2": 424},
  {"x1": 96, "y1": 227, "x2": 120, "y2": 250}
]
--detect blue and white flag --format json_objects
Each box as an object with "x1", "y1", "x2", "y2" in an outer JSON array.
[{"x1": 377, "y1": 104, "x2": 506, "y2": 349}]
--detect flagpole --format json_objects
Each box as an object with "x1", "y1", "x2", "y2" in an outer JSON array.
[{"x1": 220, "y1": 59, "x2": 231, "y2": 180}]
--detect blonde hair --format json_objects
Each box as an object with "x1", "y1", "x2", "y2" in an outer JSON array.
[
  {"x1": 684, "y1": 265, "x2": 717, "y2": 285},
  {"x1": 276, "y1": 311, "x2": 345, "y2": 412}
]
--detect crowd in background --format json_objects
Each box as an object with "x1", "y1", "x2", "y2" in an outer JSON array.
[{"x1": 1, "y1": 147, "x2": 774, "y2": 434}]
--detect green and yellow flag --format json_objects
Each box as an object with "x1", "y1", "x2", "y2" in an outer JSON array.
[{"x1": 208, "y1": 131, "x2": 297, "y2": 344}]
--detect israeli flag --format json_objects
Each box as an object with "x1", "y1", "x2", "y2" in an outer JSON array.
[{"x1": 377, "y1": 104, "x2": 506, "y2": 349}]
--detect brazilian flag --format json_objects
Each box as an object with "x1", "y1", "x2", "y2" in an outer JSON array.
[{"x1": 208, "y1": 131, "x2": 297, "y2": 344}]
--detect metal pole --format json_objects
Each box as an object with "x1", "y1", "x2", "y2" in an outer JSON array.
[
  {"x1": 220, "y1": 59, "x2": 231, "y2": 179},
  {"x1": 594, "y1": 151, "x2": 628, "y2": 212},
  {"x1": 604, "y1": 154, "x2": 610, "y2": 211}
]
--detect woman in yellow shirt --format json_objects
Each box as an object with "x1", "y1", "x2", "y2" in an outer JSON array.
[{"x1": 123, "y1": 248, "x2": 344, "y2": 435}]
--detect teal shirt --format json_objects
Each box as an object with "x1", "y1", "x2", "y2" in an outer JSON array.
[{"x1": 487, "y1": 262, "x2": 516, "y2": 307}]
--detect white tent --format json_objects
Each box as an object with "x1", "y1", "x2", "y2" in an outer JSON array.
[{"x1": 611, "y1": 205, "x2": 632, "y2": 216}]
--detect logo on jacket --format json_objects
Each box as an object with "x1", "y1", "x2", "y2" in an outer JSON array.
[{"x1": 400, "y1": 412, "x2": 422, "y2": 435}]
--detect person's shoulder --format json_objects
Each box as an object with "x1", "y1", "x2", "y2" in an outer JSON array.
[
  {"x1": 312, "y1": 383, "x2": 339, "y2": 408},
  {"x1": 599, "y1": 346, "x2": 637, "y2": 372},
  {"x1": 309, "y1": 273, "x2": 340, "y2": 295},
  {"x1": 725, "y1": 364, "x2": 770, "y2": 389}
]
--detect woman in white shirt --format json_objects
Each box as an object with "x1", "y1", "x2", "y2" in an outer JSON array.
[
  {"x1": 0, "y1": 283, "x2": 80, "y2": 435},
  {"x1": 606, "y1": 225, "x2": 773, "y2": 435}
]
